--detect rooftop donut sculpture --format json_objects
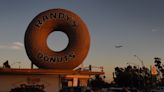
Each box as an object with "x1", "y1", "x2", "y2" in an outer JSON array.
[{"x1": 24, "y1": 9, "x2": 90, "y2": 69}]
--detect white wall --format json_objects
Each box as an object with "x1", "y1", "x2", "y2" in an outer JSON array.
[{"x1": 0, "y1": 75, "x2": 60, "y2": 92}]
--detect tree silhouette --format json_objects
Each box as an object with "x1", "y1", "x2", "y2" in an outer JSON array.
[
  {"x1": 113, "y1": 65, "x2": 151, "y2": 89},
  {"x1": 154, "y1": 57, "x2": 162, "y2": 69},
  {"x1": 154, "y1": 57, "x2": 164, "y2": 86},
  {"x1": 89, "y1": 75, "x2": 109, "y2": 90}
]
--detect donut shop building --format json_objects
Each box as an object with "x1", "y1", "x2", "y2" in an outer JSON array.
[{"x1": 0, "y1": 68, "x2": 104, "y2": 92}]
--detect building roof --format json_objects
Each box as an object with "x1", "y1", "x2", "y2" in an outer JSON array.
[{"x1": 0, "y1": 68, "x2": 104, "y2": 75}]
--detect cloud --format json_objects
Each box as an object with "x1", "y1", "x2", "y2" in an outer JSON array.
[
  {"x1": 12, "y1": 42, "x2": 24, "y2": 47},
  {"x1": 0, "y1": 42, "x2": 24, "y2": 50},
  {"x1": 0, "y1": 45, "x2": 7, "y2": 49},
  {"x1": 152, "y1": 29, "x2": 158, "y2": 32},
  {"x1": 151, "y1": 27, "x2": 160, "y2": 32}
]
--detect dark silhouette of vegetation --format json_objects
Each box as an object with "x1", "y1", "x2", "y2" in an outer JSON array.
[
  {"x1": 113, "y1": 65, "x2": 152, "y2": 90},
  {"x1": 154, "y1": 57, "x2": 162, "y2": 70},
  {"x1": 111, "y1": 57, "x2": 164, "y2": 90},
  {"x1": 89, "y1": 75, "x2": 110, "y2": 90},
  {"x1": 87, "y1": 57, "x2": 164, "y2": 91},
  {"x1": 154, "y1": 57, "x2": 164, "y2": 86}
]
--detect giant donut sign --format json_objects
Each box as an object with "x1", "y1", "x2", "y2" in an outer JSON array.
[{"x1": 24, "y1": 9, "x2": 90, "y2": 69}]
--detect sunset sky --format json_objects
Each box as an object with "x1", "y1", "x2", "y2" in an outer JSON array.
[{"x1": 0, "y1": 0, "x2": 164, "y2": 81}]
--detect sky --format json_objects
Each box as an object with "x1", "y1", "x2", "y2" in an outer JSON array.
[{"x1": 0, "y1": 0, "x2": 164, "y2": 82}]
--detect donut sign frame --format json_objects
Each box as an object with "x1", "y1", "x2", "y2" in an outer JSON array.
[{"x1": 24, "y1": 9, "x2": 90, "y2": 69}]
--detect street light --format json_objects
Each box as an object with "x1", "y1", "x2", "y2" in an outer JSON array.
[{"x1": 134, "y1": 55, "x2": 145, "y2": 67}]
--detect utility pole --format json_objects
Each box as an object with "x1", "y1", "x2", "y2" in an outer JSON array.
[{"x1": 31, "y1": 62, "x2": 33, "y2": 69}]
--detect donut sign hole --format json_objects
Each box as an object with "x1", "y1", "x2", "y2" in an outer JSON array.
[{"x1": 47, "y1": 31, "x2": 69, "y2": 52}]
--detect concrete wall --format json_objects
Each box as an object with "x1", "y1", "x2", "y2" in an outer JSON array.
[{"x1": 0, "y1": 75, "x2": 60, "y2": 92}]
